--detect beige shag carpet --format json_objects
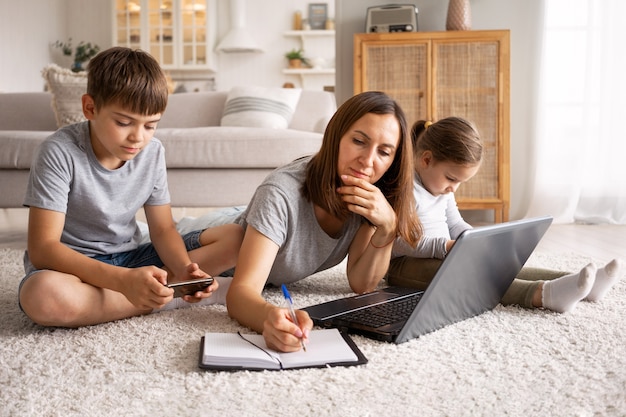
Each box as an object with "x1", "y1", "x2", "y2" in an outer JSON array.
[{"x1": 1, "y1": 248, "x2": 625, "y2": 417}]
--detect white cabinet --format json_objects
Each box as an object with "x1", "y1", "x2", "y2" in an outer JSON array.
[
  {"x1": 283, "y1": 30, "x2": 335, "y2": 90},
  {"x1": 113, "y1": 0, "x2": 216, "y2": 71}
]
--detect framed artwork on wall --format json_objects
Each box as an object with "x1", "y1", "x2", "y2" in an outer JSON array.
[{"x1": 308, "y1": 3, "x2": 328, "y2": 30}]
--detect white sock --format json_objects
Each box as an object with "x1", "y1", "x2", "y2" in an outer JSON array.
[
  {"x1": 585, "y1": 259, "x2": 624, "y2": 302},
  {"x1": 153, "y1": 276, "x2": 232, "y2": 313},
  {"x1": 542, "y1": 263, "x2": 596, "y2": 313}
]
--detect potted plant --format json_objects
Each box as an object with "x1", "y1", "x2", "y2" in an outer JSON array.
[
  {"x1": 55, "y1": 38, "x2": 101, "y2": 72},
  {"x1": 285, "y1": 48, "x2": 306, "y2": 69}
]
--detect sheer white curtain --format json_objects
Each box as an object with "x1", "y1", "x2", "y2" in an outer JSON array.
[{"x1": 525, "y1": 0, "x2": 626, "y2": 224}]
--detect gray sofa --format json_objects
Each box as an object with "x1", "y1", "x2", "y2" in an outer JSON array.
[{"x1": 0, "y1": 90, "x2": 336, "y2": 208}]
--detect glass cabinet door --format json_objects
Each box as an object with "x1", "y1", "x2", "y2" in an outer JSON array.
[
  {"x1": 113, "y1": 0, "x2": 213, "y2": 70},
  {"x1": 181, "y1": 0, "x2": 207, "y2": 66},
  {"x1": 115, "y1": 0, "x2": 142, "y2": 49},
  {"x1": 148, "y1": 0, "x2": 174, "y2": 66}
]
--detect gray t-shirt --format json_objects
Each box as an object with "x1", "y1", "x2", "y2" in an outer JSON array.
[
  {"x1": 23, "y1": 121, "x2": 170, "y2": 257},
  {"x1": 236, "y1": 156, "x2": 362, "y2": 285}
]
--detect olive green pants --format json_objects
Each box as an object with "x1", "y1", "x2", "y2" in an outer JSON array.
[{"x1": 386, "y1": 257, "x2": 569, "y2": 308}]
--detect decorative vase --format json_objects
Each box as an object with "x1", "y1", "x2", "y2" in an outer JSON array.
[
  {"x1": 288, "y1": 58, "x2": 303, "y2": 69},
  {"x1": 446, "y1": 0, "x2": 471, "y2": 31},
  {"x1": 71, "y1": 61, "x2": 84, "y2": 73}
]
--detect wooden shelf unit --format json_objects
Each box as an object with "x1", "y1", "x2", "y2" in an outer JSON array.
[{"x1": 354, "y1": 30, "x2": 510, "y2": 222}]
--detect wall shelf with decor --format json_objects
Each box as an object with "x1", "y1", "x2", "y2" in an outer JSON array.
[
  {"x1": 354, "y1": 30, "x2": 510, "y2": 222},
  {"x1": 283, "y1": 30, "x2": 335, "y2": 90}
]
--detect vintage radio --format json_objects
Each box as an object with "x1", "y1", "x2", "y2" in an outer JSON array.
[{"x1": 365, "y1": 4, "x2": 418, "y2": 33}]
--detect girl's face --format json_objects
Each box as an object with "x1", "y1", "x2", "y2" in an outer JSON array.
[
  {"x1": 337, "y1": 112, "x2": 400, "y2": 185},
  {"x1": 417, "y1": 151, "x2": 480, "y2": 196}
]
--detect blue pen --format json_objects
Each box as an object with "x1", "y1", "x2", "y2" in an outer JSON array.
[{"x1": 281, "y1": 284, "x2": 307, "y2": 352}]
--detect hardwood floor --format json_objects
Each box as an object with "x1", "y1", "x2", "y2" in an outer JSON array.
[
  {"x1": 535, "y1": 223, "x2": 625, "y2": 264},
  {"x1": 1, "y1": 208, "x2": 624, "y2": 263}
]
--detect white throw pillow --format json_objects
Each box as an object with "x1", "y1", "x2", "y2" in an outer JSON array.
[
  {"x1": 41, "y1": 64, "x2": 87, "y2": 128},
  {"x1": 220, "y1": 86, "x2": 302, "y2": 129}
]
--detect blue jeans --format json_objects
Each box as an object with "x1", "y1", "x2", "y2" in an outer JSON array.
[{"x1": 18, "y1": 230, "x2": 203, "y2": 311}]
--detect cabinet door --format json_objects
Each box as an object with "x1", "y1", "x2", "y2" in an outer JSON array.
[
  {"x1": 147, "y1": 0, "x2": 175, "y2": 67},
  {"x1": 113, "y1": 0, "x2": 214, "y2": 70},
  {"x1": 354, "y1": 38, "x2": 429, "y2": 123},
  {"x1": 180, "y1": 0, "x2": 209, "y2": 66},
  {"x1": 114, "y1": 0, "x2": 143, "y2": 49},
  {"x1": 432, "y1": 39, "x2": 501, "y2": 202}
]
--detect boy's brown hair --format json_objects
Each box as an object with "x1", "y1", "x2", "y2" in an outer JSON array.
[{"x1": 86, "y1": 47, "x2": 168, "y2": 116}]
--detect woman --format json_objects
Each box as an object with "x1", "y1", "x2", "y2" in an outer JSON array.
[{"x1": 225, "y1": 91, "x2": 421, "y2": 352}]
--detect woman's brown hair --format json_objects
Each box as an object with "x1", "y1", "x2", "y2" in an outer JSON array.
[{"x1": 303, "y1": 91, "x2": 421, "y2": 247}]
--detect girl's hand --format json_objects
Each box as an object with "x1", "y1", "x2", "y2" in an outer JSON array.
[
  {"x1": 262, "y1": 306, "x2": 312, "y2": 352},
  {"x1": 337, "y1": 174, "x2": 397, "y2": 235}
]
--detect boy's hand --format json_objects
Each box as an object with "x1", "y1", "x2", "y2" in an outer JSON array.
[
  {"x1": 122, "y1": 266, "x2": 173, "y2": 310},
  {"x1": 176, "y1": 263, "x2": 219, "y2": 303}
]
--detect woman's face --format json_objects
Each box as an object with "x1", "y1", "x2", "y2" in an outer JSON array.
[{"x1": 337, "y1": 113, "x2": 400, "y2": 185}]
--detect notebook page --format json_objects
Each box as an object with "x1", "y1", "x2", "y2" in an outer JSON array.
[
  {"x1": 278, "y1": 328, "x2": 358, "y2": 368},
  {"x1": 202, "y1": 333, "x2": 281, "y2": 369}
]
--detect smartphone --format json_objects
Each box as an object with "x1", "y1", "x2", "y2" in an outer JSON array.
[{"x1": 167, "y1": 277, "x2": 214, "y2": 298}]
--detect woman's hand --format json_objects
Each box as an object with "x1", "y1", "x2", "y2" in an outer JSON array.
[
  {"x1": 262, "y1": 306, "x2": 312, "y2": 352},
  {"x1": 337, "y1": 174, "x2": 397, "y2": 236}
]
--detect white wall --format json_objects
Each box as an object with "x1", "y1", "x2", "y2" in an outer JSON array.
[
  {"x1": 0, "y1": 0, "x2": 541, "y2": 220},
  {"x1": 0, "y1": 0, "x2": 334, "y2": 93}
]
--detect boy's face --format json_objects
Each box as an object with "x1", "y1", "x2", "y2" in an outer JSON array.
[
  {"x1": 417, "y1": 151, "x2": 480, "y2": 196},
  {"x1": 82, "y1": 94, "x2": 161, "y2": 170}
]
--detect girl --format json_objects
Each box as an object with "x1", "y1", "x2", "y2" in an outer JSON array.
[{"x1": 388, "y1": 117, "x2": 623, "y2": 313}]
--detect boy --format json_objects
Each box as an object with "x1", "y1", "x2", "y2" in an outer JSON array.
[{"x1": 19, "y1": 47, "x2": 243, "y2": 327}]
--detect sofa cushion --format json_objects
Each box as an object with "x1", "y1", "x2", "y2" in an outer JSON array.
[
  {"x1": 159, "y1": 91, "x2": 228, "y2": 128},
  {"x1": 41, "y1": 64, "x2": 88, "y2": 128},
  {"x1": 0, "y1": 93, "x2": 58, "y2": 131},
  {"x1": 156, "y1": 127, "x2": 322, "y2": 168},
  {"x1": 0, "y1": 131, "x2": 52, "y2": 169},
  {"x1": 220, "y1": 86, "x2": 301, "y2": 129}
]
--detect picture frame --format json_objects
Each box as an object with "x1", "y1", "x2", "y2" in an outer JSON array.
[{"x1": 308, "y1": 3, "x2": 328, "y2": 30}]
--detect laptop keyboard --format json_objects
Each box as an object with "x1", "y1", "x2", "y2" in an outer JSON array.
[{"x1": 340, "y1": 292, "x2": 423, "y2": 328}]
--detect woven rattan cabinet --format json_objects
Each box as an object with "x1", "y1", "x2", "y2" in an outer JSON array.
[{"x1": 354, "y1": 30, "x2": 510, "y2": 222}]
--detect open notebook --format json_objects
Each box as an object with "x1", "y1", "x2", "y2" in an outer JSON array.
[{"x1": 199, "y1": 328, "x2": 367, "y2": 371}]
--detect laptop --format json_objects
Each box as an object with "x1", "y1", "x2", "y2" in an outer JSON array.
[{"x1": 302, "y1": 216, "x2": 553, "y2": 344}]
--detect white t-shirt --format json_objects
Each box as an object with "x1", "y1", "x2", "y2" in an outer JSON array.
[{"x1": 392, "y1": 173, "x2": 471, "y2": 259}]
